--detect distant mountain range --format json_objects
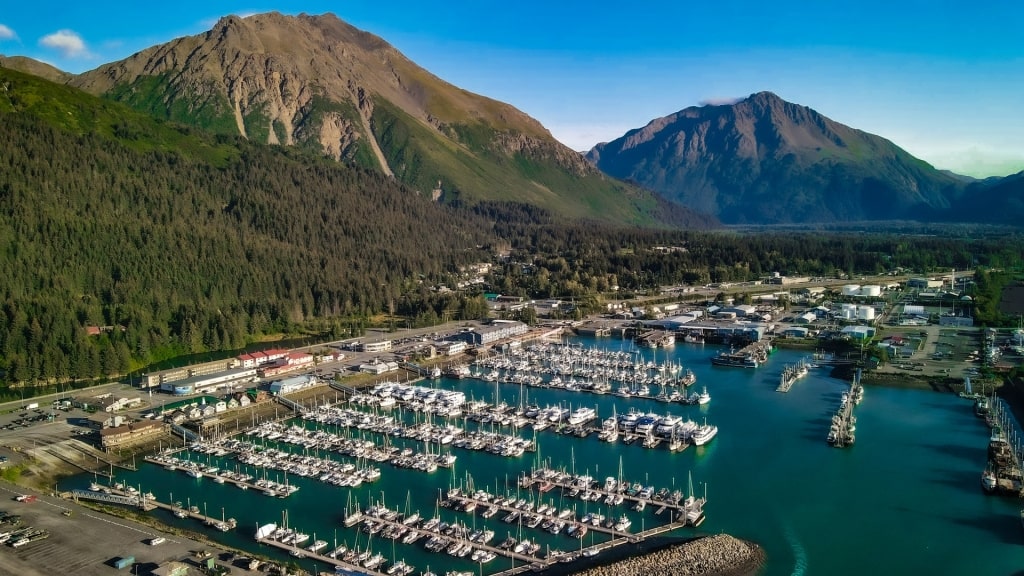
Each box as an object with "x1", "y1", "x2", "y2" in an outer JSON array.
[
  {"x1": 61, "y1": 12, "x2": 707, "y2": 228},
  {"x1": 3, "y1": 13, "x2": 1021, "y2": 226},
  {"x1": 587, "y1": 91, "x2": 1023, "y2": 224}
]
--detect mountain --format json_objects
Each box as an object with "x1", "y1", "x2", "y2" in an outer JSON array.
[
  {"x1": 586, "y1": 91, "x2": 966, "y2": 224},
  {"x1": 0, "y1": 55, "x2": 72, "y2": 83},
  {"x1": 950, "y1": 170, "x2": 1024, "y2": 225},
  {"x1": 69, "y1": 12, "x2": 709, "y2": 227}
]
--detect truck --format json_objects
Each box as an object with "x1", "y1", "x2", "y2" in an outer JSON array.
[
  {"x1": 113, "y1": 556, "x2": 135, "y2": 570},
  {"x1": 24, "y1": 402, "x2": 38, "y2": 410}
]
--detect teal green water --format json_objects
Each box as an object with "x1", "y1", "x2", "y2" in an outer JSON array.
[{"x1": 63, "y1": 338, "x2": 1024, "y2": 575}]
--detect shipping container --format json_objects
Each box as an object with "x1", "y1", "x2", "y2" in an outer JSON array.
[{"x1": 113, "y1": 556, "x2": 135, "y2": 570}]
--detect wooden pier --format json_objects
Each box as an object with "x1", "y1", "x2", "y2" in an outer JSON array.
[
  {"x1": 256, "y1": 535, "x2": 389, "y2": 576},
  {"x1": 519, "y1": 470, "x2": 706, "y2": 526}
]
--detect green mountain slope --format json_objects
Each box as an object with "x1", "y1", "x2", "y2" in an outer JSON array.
[
  {"x1": 70, "y1": 12, "x2": 705, "y2": 226},
  {"x1": 0, "y1": 66, "x2": 492, "y2": 382}
]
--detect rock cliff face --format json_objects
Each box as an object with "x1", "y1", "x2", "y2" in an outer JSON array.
[
  {"x1": 69, "y1": 12, "x2": 670, "y2": 223},
  {"x1": 587, "y1": 92, "x2": 965, "y2": 224}
]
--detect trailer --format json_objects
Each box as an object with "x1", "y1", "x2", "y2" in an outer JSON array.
[{"x1": 24, "y1": 402, "x2": 39, "y2": 410}]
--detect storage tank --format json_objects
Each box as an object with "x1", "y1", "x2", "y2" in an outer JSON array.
[
  {"x1": 841, "y1": 308, "x2": 856, "y2": 320},
  {"x1": 842, "y1": 284, "x2": 861, "y2": 296},
  {"x1": 857, "y1": 306, "x2": 876, "y2": 320},
  {"x1": 860, "y1": 285, "x2": 881, "y2": 297}
]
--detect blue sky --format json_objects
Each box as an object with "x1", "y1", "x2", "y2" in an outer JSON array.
[{"x1": 1, "y1": 1, "x2": 1022, "y2": 177}]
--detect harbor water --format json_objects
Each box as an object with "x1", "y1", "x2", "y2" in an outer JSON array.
[{"x1": 61, "y1": 337, "x2": 1024, "y2": 575}]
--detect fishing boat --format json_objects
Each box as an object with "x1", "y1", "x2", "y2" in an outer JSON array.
[{"x1": 710, "y1": 344, "x2": 760, "y2": 368}]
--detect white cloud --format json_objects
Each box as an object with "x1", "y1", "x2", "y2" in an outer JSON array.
[
  {"x1": 698, "y1": 97, "x2": 742, "y2": 107},
  {"x1": 0, "y1": 24, "x2": 16, "y2": 41},
  {"x1": 39, "y1": 29, "x2": 89, "y2": 58}
]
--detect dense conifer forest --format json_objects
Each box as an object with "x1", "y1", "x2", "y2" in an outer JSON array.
[{"x1": 1, "y1": 65, "x2": 1022, "y2": 394}]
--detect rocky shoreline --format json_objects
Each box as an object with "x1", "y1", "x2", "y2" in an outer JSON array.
[{"x1": 571, "y1": 534, "x2": 764, "y2": 576}]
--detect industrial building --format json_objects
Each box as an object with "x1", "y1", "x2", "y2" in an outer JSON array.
[
  {"x1": 447, "y1": 320, "x2": 529, "y2": 346},
  {"x1": 268, "y1": 374, "x2": 319, "y2": 395},
  {"x1": 907, "y1": 278, "x2": 944, "y2": 289},
  {"x1": 159, "y1": 367, "x2": 258, "y2": 396}
]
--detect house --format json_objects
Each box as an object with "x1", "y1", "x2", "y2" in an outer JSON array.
[
  {"x1": 95, "y1": 395, "x2": 142, "y2": 413},
  {"x1": 359, "y1": 360, "x2": 400, "y2": 375}
]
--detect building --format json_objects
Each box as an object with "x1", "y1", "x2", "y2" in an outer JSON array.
[
  {"x1": 361, "y1": 340, "x2": 393, "y2": 353},
  {"x1": 100, "y1": 420, "x2": 167, "y2": 449},
  {"x1": 159, "y1": 367, "x2": 258, "y2": 396},
  {"x1": 907, "y1": 278, "x2": 944, "y2": 289},
  {"x1": 447, "y1": 320, "x2": 529, "y2": 346},
  {"x1": 781, "y1": 327, "x2": 810, "y2": 338},
  {"x1": 359, "y1": 360, "x2": 400, "y2": 375},
  {"x1": 841, "y1": 325, "x2": 874, "y2": 340},
  {"x1": 939, "y1": 314, "x2": 974, "y2": 327},
  {"x1": 268, "y1": 375, "x2": 319, "y2": 395},
  {"x1": 718, "y1": 305, "x2": 757, "y2": 317},
  {"x1": 435, "y1": 341, "x2": 467, "y2": 356},
  {"x1": 143, "y1": 358, "x2": 236, "y2": 389},
  {"x1": 94, "y1": 395, "x2": 143, "y2": 413},
  {"x1": 793, "y1": 312, "x2": 818, "y2": 324}
]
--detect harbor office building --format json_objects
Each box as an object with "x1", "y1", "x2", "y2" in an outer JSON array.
[{"x1": 446, "y1": 320, "x2": 529, "y2": 347}]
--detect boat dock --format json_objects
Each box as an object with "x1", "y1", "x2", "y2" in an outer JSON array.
[
  {"x1": 256, "y1": 533, "x2": 390, "y2": 576},
  {"x1": 519, "y1": 467, "x2": 706, "y2": 527},
  {"x1": 828, "y1": 370, "x2": 863, "y2": 448}
]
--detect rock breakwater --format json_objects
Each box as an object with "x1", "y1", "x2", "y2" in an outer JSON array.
[{"x1": 574, "y1": 534, "x2": 763, "y2": 576}]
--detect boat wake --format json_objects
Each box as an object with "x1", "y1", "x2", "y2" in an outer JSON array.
[{"x1": 783, "y1": 522, "x2": 808, "y2": 576}]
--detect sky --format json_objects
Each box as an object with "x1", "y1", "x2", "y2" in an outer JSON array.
[{"x1": 1, "y1": 1, "x2": 1022, "y2": 177}]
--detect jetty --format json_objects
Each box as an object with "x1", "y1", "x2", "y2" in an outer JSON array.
[
  {"x1": 828, "y1": 370, "x2": 863, "y2": 448},
  {"x1": 776, "y1": 358, "x2": 810, "y2": 393}
]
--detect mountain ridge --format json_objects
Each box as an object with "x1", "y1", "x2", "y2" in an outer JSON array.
[
  {"x1": 64, "y1": 12, "x2": 709, "y2": 227},
  {"x1": 586, "y1": 91, "x2": 974, "y2": 224}
]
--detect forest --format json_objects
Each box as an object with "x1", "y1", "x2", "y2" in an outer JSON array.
[{"x1": 2, "y1": 66, "x2": 1023, "y2": 395}]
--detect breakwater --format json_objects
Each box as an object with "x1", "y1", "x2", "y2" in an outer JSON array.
[{"x1": 569, "y1": 534, "x2": 762, "y2": 576}]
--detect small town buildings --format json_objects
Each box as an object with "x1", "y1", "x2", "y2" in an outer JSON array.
[
  {"x1": 100, "y1": 420, "x2": 167, "y2": 449},
  {"x1": 793, "y1": 312, "x2": 818, "y2": 324},
  {"x1": 435, "y1": 341, "x2": 467, "y2": 356},
  {"x1": 446, "y1": 320, "x2": 529, "y2": 346},
  {"x1": 358, "y1": 360, "x2": 400, "y2": 375},
  {"x1": 94, "y1": 395, "x2": 143, "y2": 413},
  {"x1": 160, "y1": 367, "x2": 258, "y2": 395},
  {"x1": 268, "y1": 375, "x2": 318, "y2": 395},
  {"x1": 360, "y1": 340, "x2": 393, "y2": 353}
]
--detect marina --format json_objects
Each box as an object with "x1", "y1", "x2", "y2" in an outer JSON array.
[{"x1": 55, "y1": 340, "x2": 1024, "y2": 576}]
